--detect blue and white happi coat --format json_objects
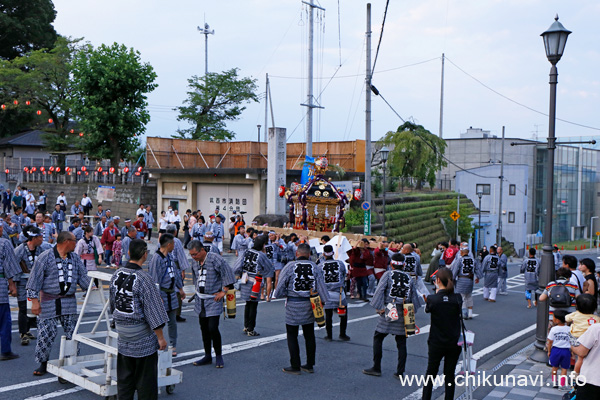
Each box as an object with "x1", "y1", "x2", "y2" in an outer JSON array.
[
  {"x1": 233, "y1": 249, "x2": 273, "y2": 302},
  {"x1": 274, "y1": 259, "x2": 329, "y2": 326},
  {"x1": 148, "y1": 250, "x2": 182, "y2": 312},
  {"x1": 0, "y1": 238, "x2": 20, "y2": 304},
  {"x1": 316, "y1": 259, "x2": 347, "y2": 309},
  {"x1": 450, "y1": 255, "x2": 483, "y2": 294},
  {"x1": 192, "y1": 252, "x2": 235, "y2": 317}
]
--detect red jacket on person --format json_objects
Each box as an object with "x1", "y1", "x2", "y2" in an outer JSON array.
[
  {"x1": 101, "y1": 227, "x2": 118, "y2": 251},
  {"x1": 443, "y1": 246, "x2": 458, "y2": 265},
  {"x1": 373, "y1": 248, "x2": 390, "y2": 280},
  {"x1": 347, "y1": 247, "x2": 374, "y2": 278}
]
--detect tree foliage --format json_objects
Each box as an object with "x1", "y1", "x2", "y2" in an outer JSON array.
[
  {"x1": 0, "y1": 37, "x2": 80, "y2": 146},
  {"x1": 382, "y1": 121, "x2": 447, "y2": 190},
  {"x1": 174, "y1": 68, "x2": 258, "y2": 141},
  {"x1": 72, "y1": 42, "x2": 157, "y2": 166},
  {"x1": 0, "y1": 0, "x2": 58, "y2": 60},
  {"x1": 443, "y1": 199, "x2": 474, "y2": 240}
]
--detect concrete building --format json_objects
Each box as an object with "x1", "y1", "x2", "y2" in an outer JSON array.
[{"x1": 440, "y1": 128, "x2": 600, "y2": 244}]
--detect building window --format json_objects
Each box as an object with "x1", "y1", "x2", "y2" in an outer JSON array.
[
  {"x1": 508, "y1": 212, "x2": 515, "y2": 223},
  {"x1": 476, "y1": 184, "x2": 491, "y2": 195},
  {"x1": 509, "y1": 184, "x2": 516, "y2": 196},
  {"x1": 169, "y1": 200, "x2": 179, "y2": 211}
]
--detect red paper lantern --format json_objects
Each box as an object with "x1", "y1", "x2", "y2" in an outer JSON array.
[
  {"x1": 56, "y1": 167, "x2": 61, "y2": 172},
  {"x1": 353, "y1": 188, "x2": 362, "y2": 201},
  {"x1": 278, "y1": 185, "x2": 286, "y2": 197},
  {"x1": 41, "y1": 166, "x2": 46, "y2": 172},
  {"x1": 134, "y1": 172, "x2": 140, "y2": 176},
  {"x1": 4, "y1": 169, "x2": 9, "y2": 174},
  {"x1": 1, "y1": 105, "x2": 6, "y2": 110},
  {"x1": 48, "y1": 171, "x2": 52, "y2": 175},
  {"x1": 81, "y1": 166, "x2": 87, "y2": 172},
  {"x1": 13, "y1": 100, "x2": 18, "y2": 105},
  {"x1": 79, "y1": 132, "x2": 84, "y2": 137},
  {"x1": 36, "y1": 110, "x2": 42, "y2": 115},
  {"x1": 85, "y1": 172, "x2": 89, "y2": 176},
  {"x1": 23, "y1": 167, "x2": 29, "y2": 172},
  {"x1": 25, "y1": 101, "x2": 30, "y2": 106},
  {"x1": 123, "y1": 167, "x2": 129, "y2": 173},
  {"x1": 137, "y1": 166, "x2": 143, "y2": 172},
  {"x1": 70, "y1": 129, "x2": 74, "y2": 134},
  {"x1": 103, "y1": 171, "x2": 108, "y2": 175},
  {"x1": 32, "y1": 167, "x2": 37, "y2": 172},
  {"x1": 66, "y1": 167, "x2": 71, "y2": 173},
  {"x1": 48, "y1": 118, "x2": 53, "y2": 124},
  {"x1": 77, "y1": 171, "x2": 81, "y2": 175},
  {"x1": 109, "y1": 167, "x2": 115, "y2": 174},
  {"x1": 49, "y1": 166, "x2": 54, "y2": 172},
  {"x1": 97, "y1": 167, "x2": 103, "y2": 172},
  {"x1": 42, "y1": 171, "x2": 46, "y2": 175}
]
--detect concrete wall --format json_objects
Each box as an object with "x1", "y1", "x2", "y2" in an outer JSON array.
[{"x1": 18, "y1": 182, "x2": 157, "y2": 220}]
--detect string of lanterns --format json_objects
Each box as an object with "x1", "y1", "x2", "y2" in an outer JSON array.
[{"x1": 5, "y1": 165, "x2": 143, "y2": 176}]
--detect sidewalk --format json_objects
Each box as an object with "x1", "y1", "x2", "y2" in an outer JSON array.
[{"x1": 459, "y1": 345, "x2": 568, "y2": 400}]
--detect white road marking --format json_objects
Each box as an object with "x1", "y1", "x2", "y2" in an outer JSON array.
[
  {"x1": 402, "y1": 323, "x2": 536, "y2": 400},
  {"x1": 2, "y1": 314, "x2": 430, "y2": 397}
]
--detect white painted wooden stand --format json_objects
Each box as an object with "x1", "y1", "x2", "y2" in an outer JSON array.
[{"x1": 47, "y1": 271, "x2": 182, "y2": 399}]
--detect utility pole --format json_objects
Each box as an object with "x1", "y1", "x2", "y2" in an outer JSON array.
[
  {"x1": 301, "y1": 0, "x2": 325, "y2": 158},
  {"x1": 497, "y1": 126, "x2": 505, "y2": 244},
  {"x1": 438, "y1": 53, "x2": 445, "y2": 138},
  {"x1": 197, "y1": 23, "x2": 215, "y2": 75},
  {"x1": 264, "y1": 73, "x2": 269, "y2": 142},
  {"x1": 364, "y1": 3, "x2": 372, "y2": 235}
]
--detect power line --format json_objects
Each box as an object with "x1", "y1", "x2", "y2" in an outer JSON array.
[
  {"x1": 371, "y1": 0, "x2": 390, "y2": 74},
  {"x1": 445, "y1": 56, "x2": 600, "y2": 132}
]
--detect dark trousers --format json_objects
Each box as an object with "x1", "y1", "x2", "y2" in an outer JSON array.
[
  {"x1": 2, "y1": 204, "x2": 9, "y2": 213},
  {"x1": 578, "y1": 383, "x2": 600, "y2": 399},
  {"x1": 286, "y1": 323, "x2": 316, "y2": 369},
  {"x1": 0, "y1": 304, "x2": 12, "y2": 354},
  {"x1": 104, "y1": 250, "x2": 112, "y2": 265},
  {"x1": 17, "y1": 300, "x2": 35, "y2": 334},
  {"x1": 325, "y1": 309, "x2": 347, "y2": 338},
  {"x1": 355, "y1": 276, "x2": 368, "y2": 299},
  {"x1": 146, "y1": 229, "x2": 153, "y2": 240},
  {"x1": 39, "y1": 204, "x2": 46, "y2": 213},
  {"x1": 117, "y1": 351, "x2": 158, "y2": 400},
  {"x1": 372, "y1": 331, "x2": 406, "y2": 375},
  {"x1": 199, "y1": 315, "x2": 222, "y2": 357},
  {"x1": 422, "y1": 343, "x2": 462, "y2": 400},
  {"x1": 244, "y1": 301, "x2": 258, "y2": 331},
  {"x1": 176, "y1": 292, "x2": 183, "y2": 317},
  {"x1": 183, "y1": 230, "x2": 191, "y2": 248}
]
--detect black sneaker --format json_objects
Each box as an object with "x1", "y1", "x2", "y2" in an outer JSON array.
[
  {"x1": 282, "y1": 366, "x2": 301, "y2": 375},
  {"x1": 339, "y1": 335, "x2": 351, "y2": 341},
  {"x1": 301, "y1": 364, "x2": 314, "y2": 373},
  {"x1": 362, "y1": 367, "x2": 381, "y2": 377},
  {"x1": 20, "y1": 334, "x2": 29, "y2": 346},
  {"x1": 247, "y1": 330, "x2": 260, "y2": 337}
]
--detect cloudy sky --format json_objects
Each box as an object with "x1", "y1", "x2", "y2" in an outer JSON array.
[{"x1": 52, "y1": 0, "x2": 600, "y2": 144}]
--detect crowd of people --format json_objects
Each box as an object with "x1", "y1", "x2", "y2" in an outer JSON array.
[{"x1": 1, "y1": 189, "x2": 600, "y2": 399}]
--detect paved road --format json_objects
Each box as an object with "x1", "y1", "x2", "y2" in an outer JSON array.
[{"x1": 2, "y1": 249, "x2": 596, "y2": 400}]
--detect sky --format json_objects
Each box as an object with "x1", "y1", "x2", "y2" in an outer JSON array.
[{"x1": 52, "y1": 0, "x2": 600, "y2": 144}]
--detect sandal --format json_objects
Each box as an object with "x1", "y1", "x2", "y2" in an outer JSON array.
[
  {"x1": 33, "y1": 368, "x2": 47, "y2": 376},
  {"x1": 172, "y1": 348, "x2": 177, "y2": 357}
]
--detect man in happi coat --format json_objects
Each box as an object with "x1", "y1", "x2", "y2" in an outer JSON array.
[
  {"x1": 363, "y1": 253, "x2": 421, "y2": 379},
  {"x1": 233, "y1": 235, "x2": 273, "y2": 337},
  {"x1": 148, "y1": 233, "x2": 185, "y2": 357},
  {"x1": 109, "y1": 239, "x2": 168, "y2": 400},
  {"x1": 481, "y1": 245, "x2": 500, "y2": 302},
  {"x1": 0, "y1": 223, "x2": 21, "y2": 360},
  {"x1": 274, "y1": 243, "x2": 328, "y2": 375},
  {"x1": 450, "y1": 244, "x2": 483, "y2": 319},
  {"x1": 316, "y1": 245, "x2": 350, "y2": 341},
  {"x1": 165, "y1": 224, "x2": 190, "y2": 322},
  {"x1": 27, "y1": 231, "x2": 91, "y2": 375},
  {"x1": 188, "y1": 240, "x2": 235, "y2": 368}
]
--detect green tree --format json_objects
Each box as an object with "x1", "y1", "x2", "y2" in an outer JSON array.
[
  {"x1": 0, "y1": 37, "x2": 80, "y2": 147},
  {"x1": 0, "y1": 0, "x2": 58, "y2": 60},
  {"x1": 443, "y1": 199, "x2": 474, "y2": 240},
  {"x1": 382, "y1": 121, "x2": 447, "y2": 190},
  {"x1": 174, "y1": 68, "x2": 258, "y2": 141},
  {"x1": 72, "y1": 42, "x2": 157, "y2": 166}
]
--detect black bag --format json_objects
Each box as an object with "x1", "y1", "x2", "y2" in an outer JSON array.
[{"x1": 549, "y1": 283, "x2": 571, "y2": 308}]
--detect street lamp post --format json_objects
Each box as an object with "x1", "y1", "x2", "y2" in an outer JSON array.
[
  {"x1": 531, "y1": 15, "x2": 571, "y2": 363},
  {"x1": 380, "y1": 146, "x2": 390, "y2": 237},
  {"x1": 477, "y1": 190, "x2": 483, "y2": 253},
  {"x1": 591, "y1": 216, "x2": 599, "y2": 250}
]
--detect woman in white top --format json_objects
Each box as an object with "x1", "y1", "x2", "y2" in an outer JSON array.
[{"x1": 158, "y1": 210, "x2": 169, "y2": 238}]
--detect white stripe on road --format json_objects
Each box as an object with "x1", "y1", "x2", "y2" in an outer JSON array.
[
  {"x1": 401, "y1": 323, "x2": 536, "y2": 400},
  {"x1": 2, "y1": 314, "x2": 430, "y2": 397}
]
